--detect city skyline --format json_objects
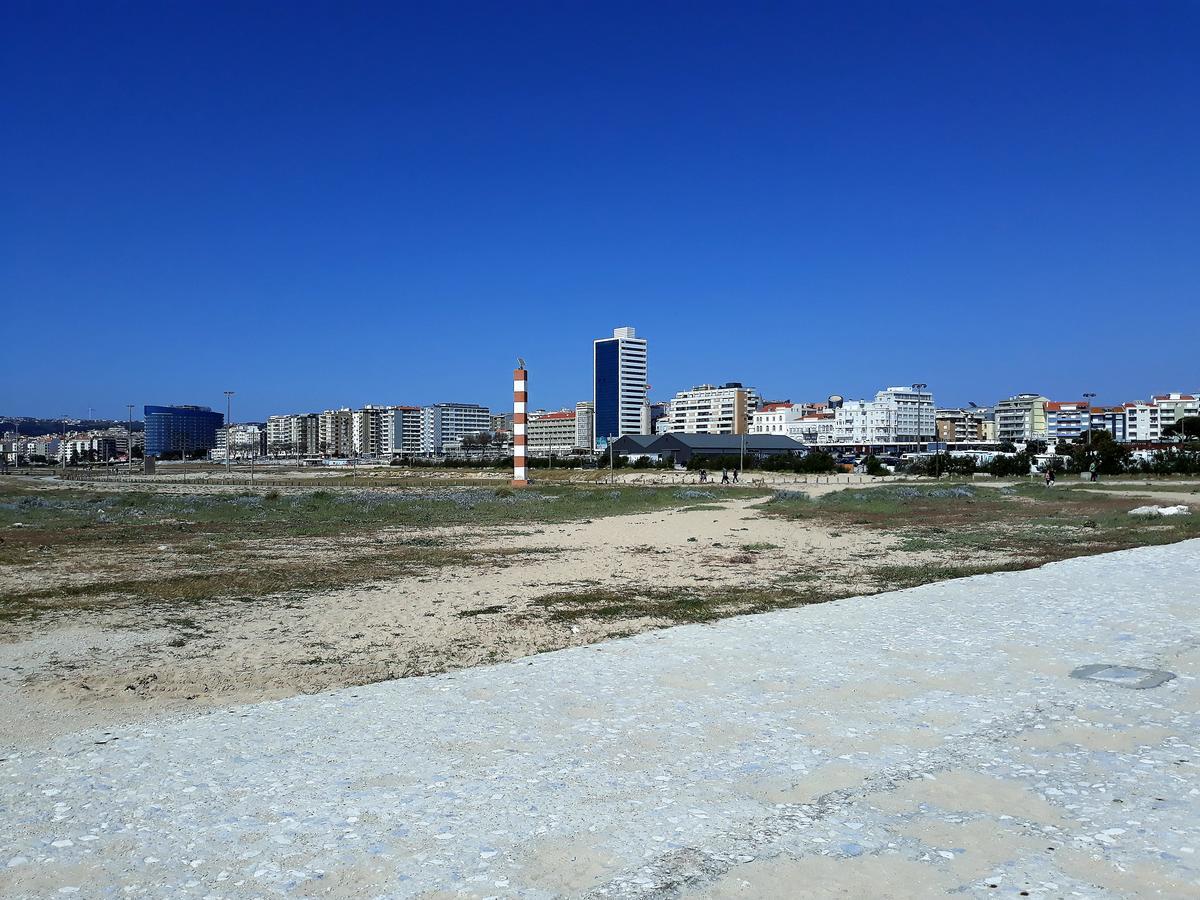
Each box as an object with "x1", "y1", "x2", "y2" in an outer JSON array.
[{"x1": 4, "y1": 4, "x2": 1198, "y2": 421}]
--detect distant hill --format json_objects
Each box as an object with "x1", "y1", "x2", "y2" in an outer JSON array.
[{"x1": 0, "y1": 417, "x2": 144, "y2": 436}]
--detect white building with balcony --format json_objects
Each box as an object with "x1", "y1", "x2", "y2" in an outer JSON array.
[
  {"x1": 668, "y1": 383, "x2": 760, "y2": 435},
  {"x1": 420, "y1": 403, "x2": 492, "y2": 454},
  {"x1": 816, "y1": 386, "x2": 935, "y2": 446}
]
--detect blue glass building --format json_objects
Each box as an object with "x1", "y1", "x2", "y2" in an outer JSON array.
[
  {"x1": 592, "y1": 326, "x2": 648, "y2": 450},
  {"x1": 144, "y1": 405, "x2": 224, "y2": 458}
]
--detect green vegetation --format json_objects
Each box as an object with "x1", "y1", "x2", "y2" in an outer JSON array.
[
  {"x1": 0, "y1": 482, "x2": 763, "y2": 624},
  {"x1": 763, "y1": 482, "x2": 1200, "y2": 564},
  {"x1": 527, "y1": 583, "x2": 828, "y2": 624}
]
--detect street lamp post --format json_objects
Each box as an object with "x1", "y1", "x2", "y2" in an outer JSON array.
[
  {"x1": 127, "y1": 404, "x2": 135, "y2": 476},
  {"x1": 224, "y1": 391, "x2": 235, "y2": 475},
  {"x1": 1083, "y1": 392, "x2": 1097, "y2": 447},
  {"x1": 912, "y1": 383, "x2": 929, "y2": 476}
]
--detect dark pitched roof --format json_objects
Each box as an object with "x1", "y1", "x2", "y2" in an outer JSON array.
[
  {"x1": 609, "y1": 434, "x2": 661, "y2": 450},
  {"x1": 656, "y1": 433, "x2": 806, "y2": 451}
]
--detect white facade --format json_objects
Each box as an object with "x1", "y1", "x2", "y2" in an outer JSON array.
[
  {"x1": 1154, "y1": 393, "x2": 1199, "y2": 431},
  {"x1": 817, "y1": 387, "x2": 935, "y2": 445},
  {"x1": 266, "y1": 413, "x2": 319, "y2": 456},
  {"x1": 213, "y1": 423, "x2": 266, "y2": 460},
  {"x1": 379, "y1": 406, "x2": 423, "y2": 455},
  {"x1": 420, "y1": 403, "x2": 492, "y2": 454},
  {"x1": 593, "y1": 326, "x2": 648, "y2": 449},
  {"x1": 751, "y1": 402, "x2": 807, "y2": 435},
  {"x1": 574, "y1": 401, "x2": 594, "y2": 450},
  {"x1": 668, "y1": 383, "x2": 759, "y2": 435},
  {"x1": 995, "y1": 394, "x2": 1049, "y2": 443},
  {"x1": 527, "y1": 410, "x2": 577, "y2": 456}
]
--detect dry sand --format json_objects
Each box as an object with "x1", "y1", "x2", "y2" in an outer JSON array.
[{"x1": 0, "y1": 494, "x2": 1011, "y2": 751}]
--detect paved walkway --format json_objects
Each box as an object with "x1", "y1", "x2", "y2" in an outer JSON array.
[{"x1": 2, "y1": 542, "x2": 1199, "y2": 898}]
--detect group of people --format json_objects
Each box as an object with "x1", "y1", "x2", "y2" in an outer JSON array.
[{"x1": 697, "y1": 467, "x2": 739, "y2": 484}]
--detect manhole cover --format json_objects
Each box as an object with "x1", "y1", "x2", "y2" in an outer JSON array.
[{"x1": 1070, "y1": 664, "x2": 1176, "y2": 689}]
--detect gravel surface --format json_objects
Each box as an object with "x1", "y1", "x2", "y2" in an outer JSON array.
[{"x1": 2, "y1": 541, "x2": 1198, "y2": 898}]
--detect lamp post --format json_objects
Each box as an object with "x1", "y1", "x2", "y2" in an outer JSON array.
[
  {"x1": 1083, "y1": 392, "x2": 1096, "y2": 447},
  {"x1": 911, "y1": 383, "x2": 928, "y2": 475},
  {"x1": 224, "y1": 391, "x2": 235, "y2": 474},
  {"x1": 127, "y1": 404, "x2": 135, "y2": 476}
]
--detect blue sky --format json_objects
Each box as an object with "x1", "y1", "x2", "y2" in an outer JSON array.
[{"x1": 3, "y1": 1, "x2": 1197, "y2": 421}]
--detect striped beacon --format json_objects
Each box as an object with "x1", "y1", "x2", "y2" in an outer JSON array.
[{"x1": 512, "y1": 365, "x2": 529, "y2": 486}]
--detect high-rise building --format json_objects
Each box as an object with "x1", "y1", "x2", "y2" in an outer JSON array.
[
  {"x1": 668, "y1": 383, "x2": 760, "y2": 435},
  {"x1": 574, "y1": 401, "x2": 594, "y2": 450},
  {"x1": 144, "y1": 405, "x2": 223, "y2": 458},
  {"x1": 266, "y1": 413, "x2": 319, "y2": 456},
  {"x1": 593, "y1": 326, "x2": 648, "y2": 450},
  {"x1": 420, "y1": 403, "x2": 492, "y2": 454},
  {"x1": 995, "y1": 394, "x2": 1049, "y2": 443},
  {"x1": 318, "y1": 409, "x2": 354, "y2": 456},
  {"x1": 379, "y1": 406, "x2": 423, "y2": 456},
  {"x1": 213, "y1": 423, "x2": 267, "y2": 460}
]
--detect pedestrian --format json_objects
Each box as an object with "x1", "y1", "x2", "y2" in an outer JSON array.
[
  {"x1": 732, "y1": 468, "x2": 739, "y2": 484},
  {"x1": 1089, "y1": 461, "x2": 1098, "y2": 482},
  {"x1": 1047, "y1": 467, "x2": 1056, "y2": 486},
  {"x1": 721, "y1": 468, "x2": 729, "y2": 484}
]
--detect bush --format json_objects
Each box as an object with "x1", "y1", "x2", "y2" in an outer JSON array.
[{"x1": 987, "y1": 452, "x2": 1033, "y2": 478}]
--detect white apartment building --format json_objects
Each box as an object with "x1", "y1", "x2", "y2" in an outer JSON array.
[
  {"x1": 574, "y1": 401, "x2": 594, "y2": 450},
  {"x1": 352, "y1": 406, "x2": 388, "y2": 456},
  {"x1": 593, "y1": 326, "x2": 648, "y2": 449},
  {"x1": 1153, "y1": 393, "x2": 1199, "y2": 431},
  {"x1": 420, "y1": 403, "x2": 492, "y2": 454},
  {"x1": 379, "y1": 406, "x2": 423, "y2": 455},
  {"x1": 58, "y1": 433, "x2": 119, "y2": 463},
  {"x1": 995, "y1": 394, "x2": 1049, "y2": 443},
  {"x1": 817, "y1": 386, "x2": 936, "y2": 446},
  {"x1": 213, "y1": 423, "x2": 267, "y2": 460},
  {"x1": 527, "y1": 410, "x2": 578, "y2": 456},
  {"x1": 751, "y1": 402, "x2": 801, "y2": 436},
  {"x1": 668, "y1": 383, "x2": 760, "y2": 435},
  {"x1": 266, "y1": 413, "x2": 319, "y2": 456}
]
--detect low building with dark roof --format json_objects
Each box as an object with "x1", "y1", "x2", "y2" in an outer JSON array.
[{"x1": 609, "y1": 433, "x2": 806, "y2": 465}]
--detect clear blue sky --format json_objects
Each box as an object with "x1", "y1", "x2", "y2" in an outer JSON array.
[{"x1": 3, "y1": 1, "x2": 1197, "y2": 421}]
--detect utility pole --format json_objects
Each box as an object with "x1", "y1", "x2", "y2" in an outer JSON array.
[
  {"x1": 1083, "y1": 392, "x2": 1096, "y2": 447},
  {"x1": 61, "y1": 415, "x2": 67, "y2": 472},
  {"x1": 609, "y1": 435, "x2": 614, "y2": 484},
  {"x1": 224, "y1": 391, "x2": 235, "y2": 474},
  {"x1": 740, "y1": 432, "x2": 745, "y2": 476},
  {"x1": 127, "y1": 404, "x2": 135, "y2": 476},
  {"x1": 912, "y1": 383, "x2": 929, "y2": 476}
]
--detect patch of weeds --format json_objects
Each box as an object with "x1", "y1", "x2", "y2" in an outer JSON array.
[
  {"x1": 458, "y1": 604, "x2": 506, "y2": 617},
  {"x1": 740, "y1": 542, "x2": 780, "y2": 552}
]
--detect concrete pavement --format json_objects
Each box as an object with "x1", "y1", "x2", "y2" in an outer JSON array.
[{"x1": 2, "y1": 541, "x2": 1199, "y2": 898}]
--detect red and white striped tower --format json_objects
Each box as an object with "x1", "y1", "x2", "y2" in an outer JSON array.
[{"x1": 512, "y1": 363, "x2": 529, "y2": 486}]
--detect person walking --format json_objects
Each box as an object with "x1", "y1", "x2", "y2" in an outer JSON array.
[
  {"x1": 732, "y1": 468, "x2": 739, "y2": 484},
  {"x1": 1089, "y1": 460, "x2": 1098, "y2": 482},
  {"x1": 721, "y1": 468, "x2": 729, "y2": 484}
]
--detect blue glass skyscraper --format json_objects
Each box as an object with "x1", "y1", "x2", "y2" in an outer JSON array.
[
  {"x1": 144, "y1": 405, "x2": 224, "y2": 458},
  {"x1": 592, "y1": 326, "x2": 648, "y2": 450}
]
